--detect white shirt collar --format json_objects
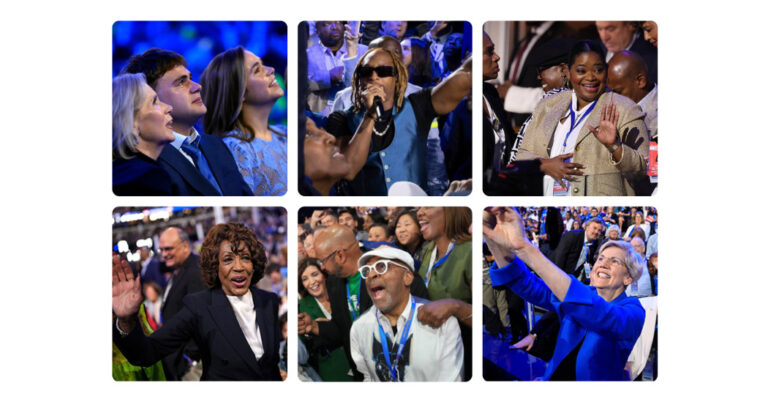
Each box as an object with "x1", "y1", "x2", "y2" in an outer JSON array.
[
  {"x1": 170, "y1": 127, "x2": 200, "y2": 150},
  {"x1": 376, "y1": 294, "x2": 415, "y2": 331},
  {"x1": 638, "y1": 83, "x2": 657, "y2": 110}
]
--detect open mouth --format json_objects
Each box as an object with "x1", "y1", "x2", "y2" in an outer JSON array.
[
  {"x1": 231, "y1": 276, "x2": 248, "y2": 288},
  {"x1": 419, "y1": 220, "x2": 429, "y2": 234},
  {"x1": 581, "y1": 82, "x2": 600, "y2": 93},
  {"x1": 331, "y1": 146, "x2": 344, "y2": 160},
  {"x1": 165, "y1": 118, "x2": 174, "y2": 129},
  {"x1": 369, "y1": 284, "x2": 386, "y2": 301},
  {"x1": 596, "y1": 271, "x2": 611, "y2": 279}
]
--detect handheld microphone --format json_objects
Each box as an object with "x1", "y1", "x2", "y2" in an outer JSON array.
[{"x1": 373, "y1": 96, "x2": 383, "y2": 120}]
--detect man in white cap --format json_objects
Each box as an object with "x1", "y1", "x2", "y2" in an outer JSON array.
[{"x1": 350, "y1": 246, "x2": 464, "y2": 381}]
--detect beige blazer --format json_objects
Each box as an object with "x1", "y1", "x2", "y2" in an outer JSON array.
[{"x1": 518, "y1": 90, "x2": 649, "y2": 196}]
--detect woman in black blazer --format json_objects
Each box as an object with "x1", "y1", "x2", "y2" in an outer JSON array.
[{"x1": 113, "y1": 223, "x2": 282, "y2": 380}]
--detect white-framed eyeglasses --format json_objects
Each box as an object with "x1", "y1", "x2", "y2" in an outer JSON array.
[{"x1": 358, "y1": 259, "x2": 410, "y2": 279}]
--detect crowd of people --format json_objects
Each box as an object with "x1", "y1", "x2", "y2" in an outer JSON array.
[
  {"x1": 482, "y1": 206, "x2": 658, "y2": 381},
  {"x1": 112, "y1": 21, "x2": 288, "y2": 196},
  {"x1": 296, "y1": 207, "x2": 472, "y2": 381},
  {"x1": 483, "y1": 21, "x2": 658, "y2": 196},
  {"x1": 300, "y1": 21, "x2": 473, "y2": 196},
  {"x1": 111, "y1": 207, "x2": 288, "y2": 381}
]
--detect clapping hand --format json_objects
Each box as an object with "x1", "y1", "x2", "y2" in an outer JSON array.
[{"x1": 112, "y1": 254, "x2": 142, "y2": 321}]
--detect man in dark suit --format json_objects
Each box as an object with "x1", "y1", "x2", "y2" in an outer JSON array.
[
  {"x1": 596, "y1": 21, "x2": 657, "y2": 84},
  {"x1": 482, "y1": 32, "x2": 544, "y2": 196},
  {"x1": 121, "y1": 49, "x2": 252, "y2": 196},
  {"x1": 157, "y1": 227, "x2": 206, "y2": 380},
  {"x1": 297, "y1": 224, "x2": 428, "y2": 380},
  {"x1": 138, "y1": 246, "x2": 168, "y2": 290},
  {"x1": 552, "y1": 217, "x2": 604, "y2": 280}
]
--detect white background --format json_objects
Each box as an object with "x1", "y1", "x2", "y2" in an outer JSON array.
[{"x1": 0, "y1": 0, "x2": 764, "y2": 400}]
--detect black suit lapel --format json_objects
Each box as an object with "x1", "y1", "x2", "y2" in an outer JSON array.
[
  {"x1": 207, "y1": 288, "x2": 260, "y2": 374},
  {"x1": 252, "y1": 290, "x2": 275, "y2": 364},
  {"x1": 158, "y1": 146, "x2": 219, "y2": 195}
]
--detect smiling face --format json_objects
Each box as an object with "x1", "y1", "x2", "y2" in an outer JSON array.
[
  {"x1": 243, "y1": 50, "x2": 283, "y2": 106},
  {"x1": 217, "y1": 240, "x2": 254, "y2": 296},
  {"x1": 300, "y1": 264, "x2": 327, "y2": 298},
  {"x1": 417, "y1": 207, "x2": 446, "y2": 241},
  {"x1": 154, "y1": 65, "x2": 207, "y2": 132},
  {"x1": 570, "y1": 51, "x2": 606, "y2": 108},
  {"x1": 159, "y1": 228, "x2": 190, "y2": 268},
  {"x1": 589, "y1": 246, "x2": 633, "y2": 292},
  {"x1": 596, "y1": 21, "x2": 635, "y2": 53},
  {"x1": 482, "y1": 34, "x2": 501, "y2": 80},
  {"x1": 634, "y1": 212, "x2": 644, "y2": 225},
  {"x1": 364, "y1": 256, "x2": 413, "y2": 317},
  {"x1": 135, "y1": 83, "x2": 175, "y2": 146},
  {"x1": 338, "y1": 211, "x2": 357, "y2": 231},
  {"x1": 585, "y1": 221, "x2": 603, "y2": 241},
  {"x1": 395, "y1": 214, "x2": 420, "y2": 248}
]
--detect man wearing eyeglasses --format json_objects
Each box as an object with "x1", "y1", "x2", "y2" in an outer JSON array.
[
  {"x1": 298, "y1": 225, "x2": 429, "y2": 380},
  {"x1": 350, "y1": 247, "x2": 463, "y2": 381},
  {"x1": 156, "y1": 227, "x2": 205, "y2": 380}
]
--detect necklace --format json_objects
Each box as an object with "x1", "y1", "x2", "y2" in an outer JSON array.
[{"x1": 372, "y1": 116, "x2": 393, "y2": 136}]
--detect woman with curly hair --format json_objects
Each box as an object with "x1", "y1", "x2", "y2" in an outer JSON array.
[{"x1": 112, "y1": 222, "x2": 282, "y2": 380}]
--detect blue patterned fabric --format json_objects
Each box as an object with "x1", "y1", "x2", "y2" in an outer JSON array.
[{"x1": 221, "y1": 126, "x2": 287, "y2": 196}]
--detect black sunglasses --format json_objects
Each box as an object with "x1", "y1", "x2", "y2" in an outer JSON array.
[{"x1": 358, "y1": 65, "x2": 395, "y2": 79}]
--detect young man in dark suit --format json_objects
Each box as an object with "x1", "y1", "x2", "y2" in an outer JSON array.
[
  {"x1": 552, "y1": 217, "x2": 604, "y2": 281},
  {"x1": 121, "y1": 49, "x2": 252, "y2": 196}
]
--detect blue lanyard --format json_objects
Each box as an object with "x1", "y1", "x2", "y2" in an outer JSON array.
[
  {"x1": 376, "y1": 299, "x2": 416, "y2": 381},
  {"x1": 346, "y1": 275, "x2": 361, "y2": 321},
  {"x1": 424, "y1": 242, "x2": 455, "y2": 287},
  {"x1": 562, "y1": 101, "x2": 597, "y2": 149}
]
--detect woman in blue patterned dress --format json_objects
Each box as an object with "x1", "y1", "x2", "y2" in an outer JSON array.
[{"x1": 201, "y1": 46, "x2": 287, "y2": 195}]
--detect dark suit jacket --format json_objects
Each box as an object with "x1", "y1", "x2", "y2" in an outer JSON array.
[
  {"x1": 114, "y1": 287, "x2": 282, "y2": 381},
  {"x1": 158, "y1": 133, "x2": 253, "y2": 196},
  {"x1": 552, "y1": 230, "x2": 599, "y2": 276},
  {"x1": 113, "y1": 152, "x2": 173, "y2": 196},
  {"x1": 315, "y1": 268, "x2": 430, "y2": 381},
  {"x1": 482, "y1": 82, "x2": 543, "y2": 196},
  {"x1": 602, "y1": 37, "x2": 657, "y2": 84},
  {"x1": 161, "y1": 254, "x2": 206, "y2": 379}
]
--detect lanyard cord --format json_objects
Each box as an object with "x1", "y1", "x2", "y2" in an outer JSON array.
[
  {"x1": 376, "y1": 299, "x2": 417, "y2": 381},
  {"x1": 561, "y1": 101, "x2": 597, "y2": 151},
  {"x1": 424, "y1": 242, "x2": 455, "y2": 287}
]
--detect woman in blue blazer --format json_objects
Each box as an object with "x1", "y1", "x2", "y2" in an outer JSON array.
[
  {"x1": 113, "y1": 223, "x2": 281, "y2": 380},
  {"x1": 483, "y1": 207, "x2": 645, "y2": 381}
]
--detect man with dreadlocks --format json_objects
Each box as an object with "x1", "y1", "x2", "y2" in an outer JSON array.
[{"x1": 325, "y1": 47, "x2": 471, "y2": 196}]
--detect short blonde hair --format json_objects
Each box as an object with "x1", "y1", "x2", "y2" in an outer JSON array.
[
  {"x1": 599, "y1": 240, "x2": 644, "y2": 284},
  {"x1": 112, "y1": 73, "x2": 146, "y2": 159}
]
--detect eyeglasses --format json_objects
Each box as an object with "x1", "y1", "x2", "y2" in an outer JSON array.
[
  {"x1": 358, "y1": 259, "x2": 410, "y2": 279},
  {"x1": 358, "y1": 66, "x2": 395, "y2": 79},
  {"x1": 317, "y1": 241, "x2": 357, "y2": 267}
]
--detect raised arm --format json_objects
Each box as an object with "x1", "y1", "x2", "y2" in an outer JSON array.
[
  {"x1": 112, "y1": 255, "x2": 143, "y2": 334},
  {"x1": 482, "y1": 207, "x2": 571, "y2": 302},
  {"x1": 430, "y1": 56, "x2": 472, "y2": 116}
]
